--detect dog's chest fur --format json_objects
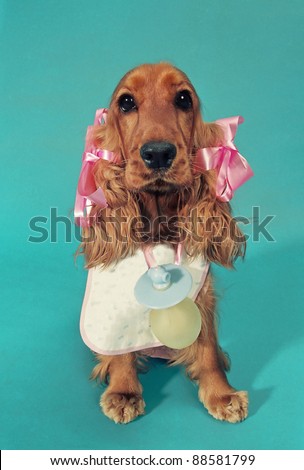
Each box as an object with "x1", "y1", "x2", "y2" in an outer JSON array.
[{"x1": 138, "y1": 192, "x2": 187, "y2": 243}]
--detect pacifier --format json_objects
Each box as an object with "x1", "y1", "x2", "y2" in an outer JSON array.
[{"x1": 134, "y1": 245, "x2": 201, "y2": 349}]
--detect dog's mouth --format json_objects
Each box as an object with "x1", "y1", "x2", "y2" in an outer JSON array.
[
  {"x1": 141, "y1": 178, "x2": 179, "y2": 194},
  {"x1": 149, "y1": 168, "x2": 173, "y2": 181},
  {"x1": 137, "y1": 172, "x2": 194, "y2": 194}
]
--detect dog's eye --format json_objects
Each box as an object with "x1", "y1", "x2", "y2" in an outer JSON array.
[
  {"x1": 118, "y1": 94, "x2": 137, "y2": 113},
  {"x1": 175, "y1": 90, "x2": 192, "y2": 110}
]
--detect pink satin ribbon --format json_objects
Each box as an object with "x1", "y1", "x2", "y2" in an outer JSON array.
[
  {"x1": 194, "y1": 116, "x2": 254, "y2": 202},
  {"x1": 74, "y1": 109, "x2": 118, "y2": 227},
  {"x1": 143, "y1": 243, "x2": 183, "y2": 268},
  {"x1": 75, "y1": 111, "x2": 253, "y2": 226}
]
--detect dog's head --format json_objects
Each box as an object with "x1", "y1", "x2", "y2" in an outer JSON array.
[{"x1": 92, "y1": 62, "x2": 222, "y2": 194}]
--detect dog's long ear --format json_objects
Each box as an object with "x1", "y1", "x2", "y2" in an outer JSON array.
[
  {"x1": 79, "y1": 109, "x2": 141, "y2": 269},
  {"x1": 79, "y1": 201, "x2": 140, "y2": 269},
  {"x1": 183, "y1": 112, "x2": 246, "y2": 268},
  {"x1": 193, "y1": 110, "x2": 223, "y2": 150},
  {"x1": 79, "y1": 159, "x2": 143, "y2": 268},
  {"x1": 184, "y1": 184, "x2": 246, "y2": 268}
]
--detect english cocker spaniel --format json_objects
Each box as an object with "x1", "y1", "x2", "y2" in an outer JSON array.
[{"x1": 76, "y1": 62, "x2": 253, "y2": 424}]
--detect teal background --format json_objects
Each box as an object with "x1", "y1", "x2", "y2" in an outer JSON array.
[{"x1": 1, "y1": 0, "x2": 303, "y2": 450}]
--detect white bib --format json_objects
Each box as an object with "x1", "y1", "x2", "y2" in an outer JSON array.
[{"x1": 80, "y1": 245, "x2": 209, "y2": 355}]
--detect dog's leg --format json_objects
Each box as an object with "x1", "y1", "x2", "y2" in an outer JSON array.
[
  {"x1": 195, "y1": 340, "x2": 248, "y2": 423},
  {"x1": 174, "y1": 275, "x2": 248, "y2": 423},
  {"x1": 92, "y1": 353, "x2": 145, "y2": 424}
]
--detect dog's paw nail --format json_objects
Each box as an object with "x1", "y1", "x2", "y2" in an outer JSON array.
[
  {"x1": 206, "y1": 391, "x2": 248, "y2": 423},
  {"x1": 101, "y1": 392, "x2": 145, "y2": 424}
]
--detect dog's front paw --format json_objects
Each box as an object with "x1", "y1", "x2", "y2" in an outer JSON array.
[
  {"x1": 100, "y1": 392, "x2": 145, "y2": 424},
  {"x1": 206, "y1": 391, "x2": 248, "y2": 423}
]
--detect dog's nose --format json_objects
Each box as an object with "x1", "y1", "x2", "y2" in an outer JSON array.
[{"x1": 140, "y1": 141, "x2": 177, "y2": 170}]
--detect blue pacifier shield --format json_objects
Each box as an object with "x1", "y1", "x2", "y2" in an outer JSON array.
[{"x1": 134, "y1": 264, "x2": 192, "y2": 309}]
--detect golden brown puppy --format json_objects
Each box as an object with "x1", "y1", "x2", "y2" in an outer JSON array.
[{"x1": 80, "y1": 62, "x2": 248, "y2": 424}]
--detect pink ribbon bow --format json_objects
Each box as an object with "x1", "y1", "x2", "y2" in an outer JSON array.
[
  {"x1": 194, "y1": 116, "x2": 254, "y2": 202},
  {"x1": 74, "y1": 109, "x2": 118, "y2": 227}
]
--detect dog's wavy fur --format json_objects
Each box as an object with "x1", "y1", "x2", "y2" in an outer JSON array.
[{"x1": 79, "y1": 63, "x2": 248, "y2": 424}]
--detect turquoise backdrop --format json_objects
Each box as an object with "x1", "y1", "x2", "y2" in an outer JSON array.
[{"x1": 1, "y1": 0, "x2": 303, "y2": 450}]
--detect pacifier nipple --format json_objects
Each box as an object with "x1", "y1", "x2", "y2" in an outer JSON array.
[{"x1": 148, "y1": 266, "x2": 171, "y2": 291}]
